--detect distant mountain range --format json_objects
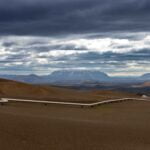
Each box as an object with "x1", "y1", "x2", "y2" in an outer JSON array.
[
  {"x1": 0, "y1": 70, "x2": 149, "y2": 85},
  {"x1": 141, "y1": 73, "x2": 150, "y2": 80}
]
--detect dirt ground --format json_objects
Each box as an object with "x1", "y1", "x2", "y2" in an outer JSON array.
[{"x1": 0, "y1": 101, "x2": 150, "y2": 150}]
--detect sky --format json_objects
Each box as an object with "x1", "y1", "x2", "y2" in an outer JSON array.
[{"x1": 0, "y1": 0, "x2": 150, "y2": 76}]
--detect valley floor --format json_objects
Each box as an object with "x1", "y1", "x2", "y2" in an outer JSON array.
[{"x1": 0, "y1": 101, "x2": 150, "y2": 150}]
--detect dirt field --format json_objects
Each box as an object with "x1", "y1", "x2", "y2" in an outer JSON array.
[{"x1": 0, "y1": 101, "x2": 150, "y2": 150}]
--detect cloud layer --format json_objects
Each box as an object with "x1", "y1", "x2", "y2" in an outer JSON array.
[
  {"x1": 0, "y1": 0, "x2": 150, "y2": 75},
  {"x1": 0, "y1": 33, "x2": 150, "y2": 76}
]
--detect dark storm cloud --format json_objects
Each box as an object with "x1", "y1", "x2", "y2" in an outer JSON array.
[
  {"x1": 2, "y1": 41, "x2": 16, "y2": 47},
  {"x1": 6, "y1": 54, "x2": 30, "y2": 60},
  {"x1": 0, "y1": 0, "x2": 150, "y2": 36}
]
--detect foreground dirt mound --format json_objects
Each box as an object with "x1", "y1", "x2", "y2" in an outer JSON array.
[
  {"x1": 0, "y1": 78, "x2": 138, "y2": 102},
  {"x1": 0, "y1": 78, "x2": 88, "y2": 101}
]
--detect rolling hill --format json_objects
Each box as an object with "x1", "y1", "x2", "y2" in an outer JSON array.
[{"x1": 0, "y1": 78, "x2": 138, "y2": 102}]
